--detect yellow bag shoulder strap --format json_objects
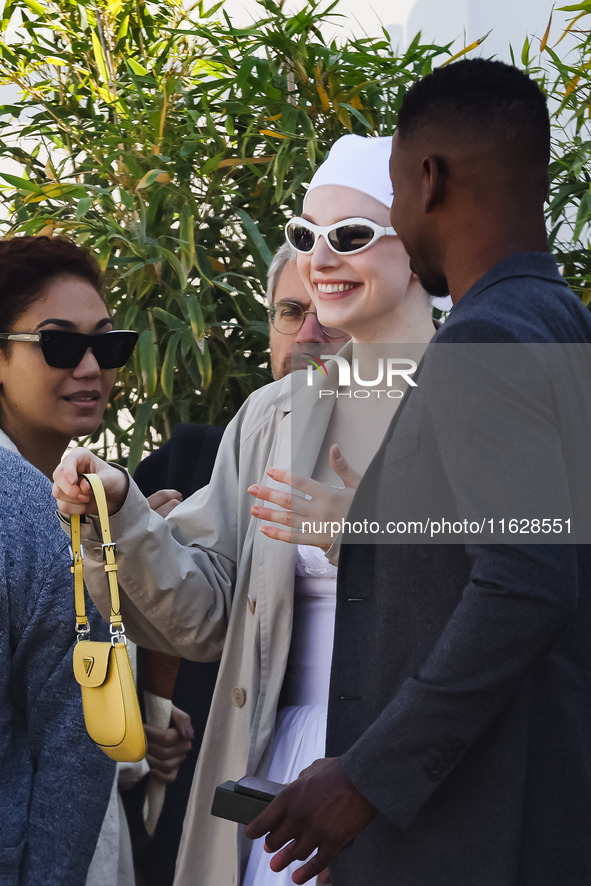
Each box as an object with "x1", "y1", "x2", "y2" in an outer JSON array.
[{"x1": 71, "y1": 473, "x2": 124, "y2": 637}]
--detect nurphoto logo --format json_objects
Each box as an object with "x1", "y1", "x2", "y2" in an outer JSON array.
[{"x1": 305, "y1": 353, "x2": 418, "y2": 399}]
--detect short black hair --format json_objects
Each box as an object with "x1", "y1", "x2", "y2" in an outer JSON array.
[
  {"x1": 0, "y1": 235, "x2": 104, "y2": 337},
  {"x1": 397, "y1": 59, "x2": 550, "y2": 165}
]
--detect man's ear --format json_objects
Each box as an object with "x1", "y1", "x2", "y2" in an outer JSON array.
[{"x1": 422, "y1": 155, "x2": 447, "y2": 212}]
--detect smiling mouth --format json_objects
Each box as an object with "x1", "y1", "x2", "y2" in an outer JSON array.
[
  {"x1": 316, "y1": 282, "x2": 357, "y2": 294},
  {"x1": 63, "y1": 391, "x2": 101, "y2": 406}
]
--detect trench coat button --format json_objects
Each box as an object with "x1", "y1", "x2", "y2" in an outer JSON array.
[
  {"x1": 231, "y1": 687, "x2": 246, "y2": 708},
  {"x1": 247, "y1": 595, "x2": 256, "y2": 614}
]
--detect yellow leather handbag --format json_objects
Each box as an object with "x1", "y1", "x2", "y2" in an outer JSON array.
[{"x1": 71, "y1": 473, "x2": 147, "y2": 763}]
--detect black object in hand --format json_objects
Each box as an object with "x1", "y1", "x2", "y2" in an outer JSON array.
[{"x1": 211, "y1": 776, "x2": 284, "y2": 825}]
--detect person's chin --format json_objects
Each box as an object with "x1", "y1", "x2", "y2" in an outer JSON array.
[
  {"x1": 67, "y1": 407, "x2": 105, "y2": 437},
  {"x1": 272, "y1": 355, "x2": 294, "y2": 380},
  {"x1": 419, "y1": 274, "x2": 449, "y2": 298},
  {"x1": 286, "y1": 354, "x2": 309, "y2": 375},
  {"x1": 408, "y1": 256, "x2": 448, "y2": 297}
]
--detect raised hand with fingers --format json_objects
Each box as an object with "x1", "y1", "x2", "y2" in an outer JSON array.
[
  {"x1": 248, "y1": 444, "x2": 361, "y2": 550},
  {"x1": 52, "y1": 446, "x2": 129, "y2": 516}
]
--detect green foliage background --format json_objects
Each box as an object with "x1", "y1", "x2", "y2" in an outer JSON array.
[{"x1": 0, "y1": 0, "x2": 589, "y2": 469}]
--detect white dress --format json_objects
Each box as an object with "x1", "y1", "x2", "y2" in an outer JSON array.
[{"x1": 242, "y1": 545, "x2": 337, "y2": 886}]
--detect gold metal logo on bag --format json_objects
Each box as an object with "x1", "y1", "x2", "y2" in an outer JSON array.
[{"x1": 83, "y1": 657, "x2": 94, "y2": 677}]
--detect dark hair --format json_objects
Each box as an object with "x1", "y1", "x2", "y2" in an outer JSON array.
[
  {"x1": 398, "y1": 59, "x2": 550, "y2": 165},
  {"x1": 0, "y1": 236, "x2": 105, "y2": 335}
]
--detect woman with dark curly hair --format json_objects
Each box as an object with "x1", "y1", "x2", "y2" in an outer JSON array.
[{"x1": 0, "y1": 235, "x2": 137, "y2": 884}]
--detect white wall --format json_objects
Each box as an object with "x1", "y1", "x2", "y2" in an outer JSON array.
[
  {"x1": 219, "y1": 0, "x2": 570, "y2": 57},
  {"x1": 405, "y1": 0, "x2": 561, "y2": 61},
  {"x1": 218, "y1": 0, "x2": 417, "y2": 41}
]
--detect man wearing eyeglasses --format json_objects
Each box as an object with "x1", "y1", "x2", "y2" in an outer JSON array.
[
  {"x1": 127, "y1": 241, "x2": 347, "y2": 886},
  {"x1": 267, "y1": 241, "x2": 349, "y2": 380}
]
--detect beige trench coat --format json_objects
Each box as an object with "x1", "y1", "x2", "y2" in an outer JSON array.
[{"x1": 74, "y1": 366, "x2": 342, "y2": 886}]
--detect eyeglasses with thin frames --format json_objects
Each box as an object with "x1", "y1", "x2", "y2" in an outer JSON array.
[{"x1": 268, "y1": 301, "x2": 347, "y2": 338}]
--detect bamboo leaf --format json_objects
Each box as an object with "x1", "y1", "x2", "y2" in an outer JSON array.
[
  {"x1": 540, "y1": 5, "x2": 554, "y2": 52},
  {"x1": 335, "y1": 102, "x2": 352, "y2": 130},
  {"x1": 0, "y1": 172, "x2": 41, "y2": 193},
  {"x1": 195, "y1": 245, "x2": 214, "y2": 286},
  {"x1": 259, "y1": 129, "x2": 291, "y2": 139},
  {"x1": 200, "y1": 341, "x2": 212, "y2": 388},
  {"x1": 161, "y1": 330, "x2": 182, "y2": 399},
  {"x1": 22, "y1": 182, "x2": 88, "y2": 204},
  {"x1": 180, "y1": 325, "x2": 193, "y2": 359},
  {"x1": 315, "y1": 61, "x2": 330, "y2": 110},
  {"x1": 1, "y1": 0, "x2": 17, "y2": 29},
  {"x1": 138, "y1": 328, "x2": 158, "y2": 397},
  {"x1": 186, "y1": 292, "x2": 205, "y2": 340},
  {"x1": 217, "y1": 155, "x2": 273, "y2": 168},
  {"x1": 553, "y1": 12, "x2": 586, "y2": 47},
  {"x1": 573, "y1": 188, "x2": 591, "y2": 242},
  {"x1": 117, "y1": 14, "x2": 129, "y2": 41},
  {"x1": 37, "y1": 221, "x2": 54, "y2": 237},
  {"x1": 156, "y1": 246, "x2": 187, "y2": 289},
  {"x1": 127, "y1": 57, "x2": 149, "y2": 76},
  {"x1": 236, "y1": 208, "x2": 273, "y2": 267},
  {"x1": 152, "y1": 307, "x2": 184, "y2": 330},
  {"x1": 127, "y1": 400, "x2": 153, "y2": 474},
  {"x1": 338, "y1": 102, "x2": 372, "y2": 130},
  {"x1": 136, "y1": 168, "x2": 169, "y2": 189},
  {"x1": 91, "y1": 31, "x2": 110, "y2": 85},
  {"x1": 565, "y1": 74, "x2": 581, "y2": 97},
  {"x1": 78, "y1": 4, "x2": 89, "y2": 31},
  {"x1": 179, "y1": 202, "x2": 196, "y2": 274},
  {"x1": 191, "y1": 337, "x2": 212, "y2": 388},
  {"x1": 442, "y1": 30, "x2": 492, "y2": 66},
  {"x1": 21, "y1": 0, "x2": 45, "y2": 16},
  {"x1": 44, "y1": 56, "x2": 68, "y2": 66},
  {"x1": 75, "y1": 196, "x2": 93, "y2": 219}
]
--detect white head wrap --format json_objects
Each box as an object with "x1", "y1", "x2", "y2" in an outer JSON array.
[
  {"x1": 303, "y1": 134, "x2": 394, "y2": 210},
  {"x1": 302, "y1": 133, "x2": 453, "y2": 311}
]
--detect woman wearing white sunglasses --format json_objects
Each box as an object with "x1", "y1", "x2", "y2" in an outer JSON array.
[
  {"x1": 243, "y1": 135, "x2": 436, "y2": 885},
  {"x1": 52, "y1": 134, "x2": 437, "y2": 886}
]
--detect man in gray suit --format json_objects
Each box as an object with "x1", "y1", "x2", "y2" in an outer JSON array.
[{"x1": 247, "y1": 59, "x2": 591, "y2": 885}]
